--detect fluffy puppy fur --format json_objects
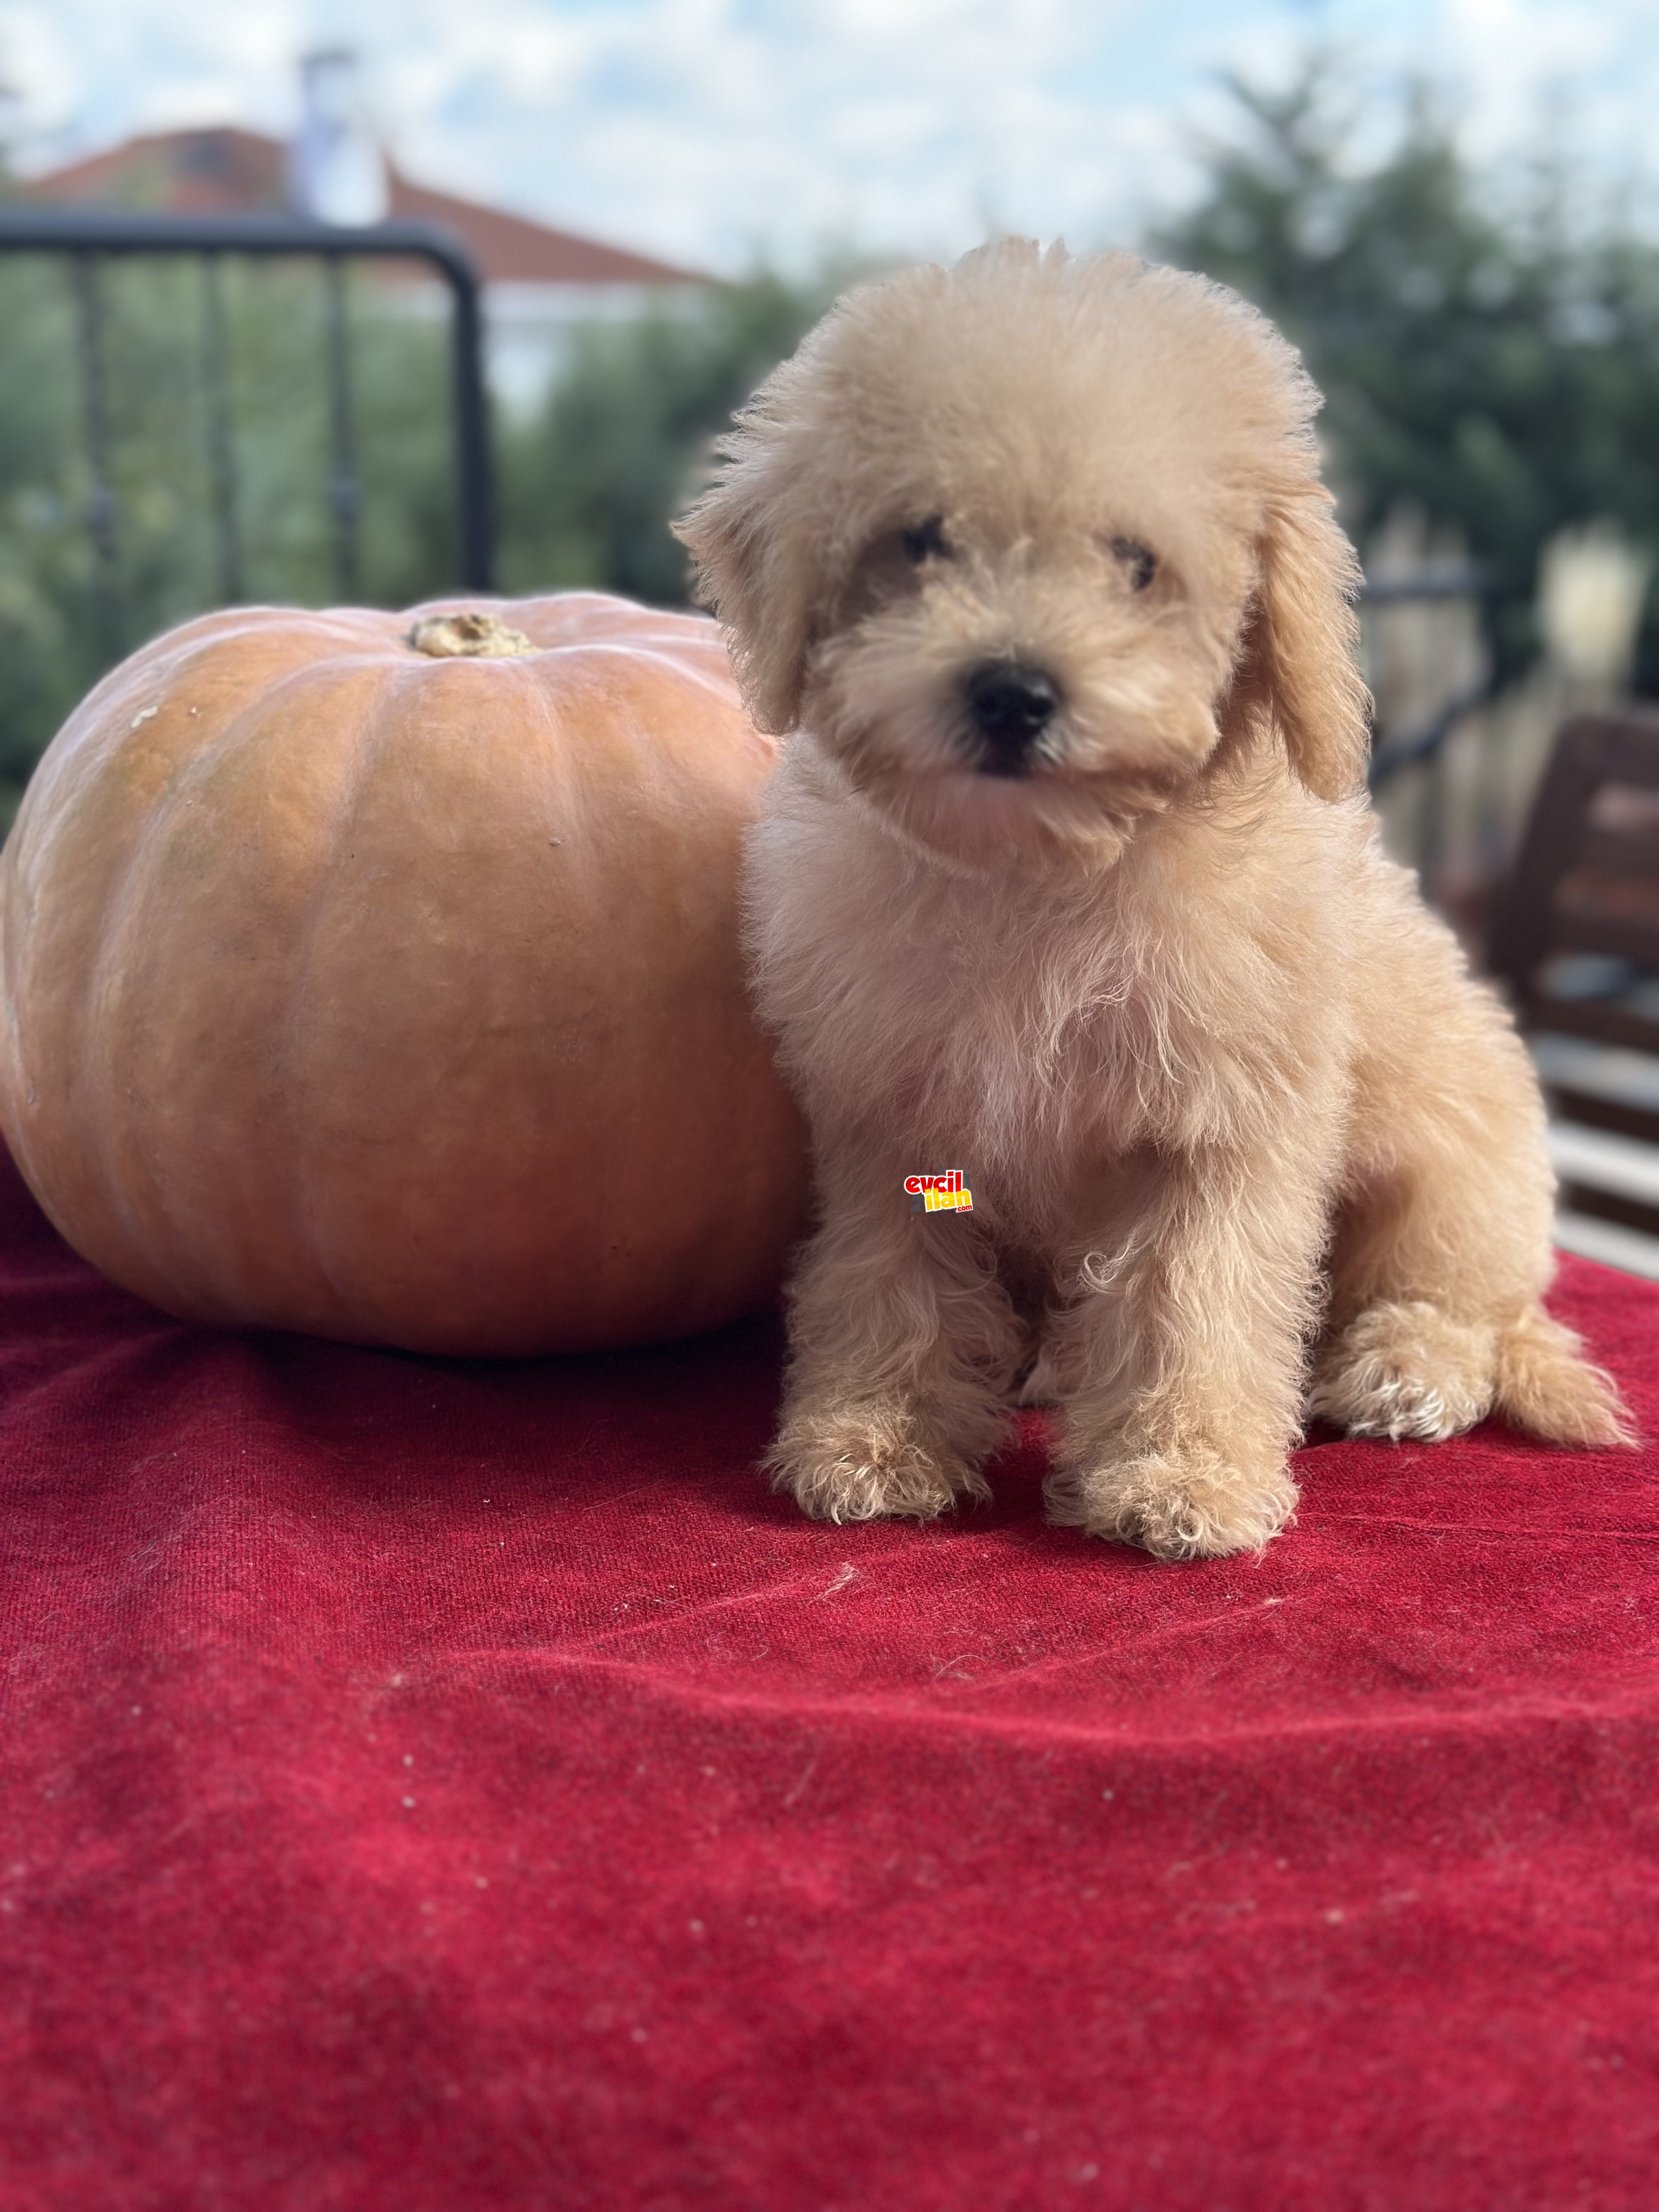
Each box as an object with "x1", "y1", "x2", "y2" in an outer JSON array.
[{"x1": 675, "y1": 239, "x2": 1633, "y2": 1561}]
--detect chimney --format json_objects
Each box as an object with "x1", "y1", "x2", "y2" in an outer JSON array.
[{"x1": 287, "y1": 47, "x2": 389, "y2": 226}]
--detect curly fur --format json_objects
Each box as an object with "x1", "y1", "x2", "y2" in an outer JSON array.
[{"x1": 675, "y1": 239, "x2": 1634, "y2": 1561}]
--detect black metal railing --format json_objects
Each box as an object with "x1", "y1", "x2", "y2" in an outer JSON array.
[
  {"x1": 0, "y1": 232, "x2": 1519, "y2": 902},
  {"x1": 0, "y1": 206, "x2": 495, "y2": 638}
]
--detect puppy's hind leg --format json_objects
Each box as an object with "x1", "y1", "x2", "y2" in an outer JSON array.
[
  {"x1": 769, "y1": 1154, "x2": 1024, "y2": 1524},
  {"x1": 1313, "y1": 964, "x2": 1633, "y2": 1449},
  {"x1": 1313, "y1": 1274, "x2": 1633, "y2": 1449}
]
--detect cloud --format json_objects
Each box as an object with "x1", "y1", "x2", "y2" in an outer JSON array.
[{"x1": 3, "y1": 0, "x2": 1656, "y2": 272}]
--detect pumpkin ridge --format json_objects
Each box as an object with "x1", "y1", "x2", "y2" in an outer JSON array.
[
  {"x1": 43, "y1": 652, "x2": 270, "y2": 1259},
  {"x1": 280, "y1": 659, "x2": 429, "y2": 1323}
]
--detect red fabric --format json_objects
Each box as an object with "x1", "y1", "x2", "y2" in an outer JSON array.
[{"x1": 2, "y1": 1141, "x2": 1657, "y2": 2212}]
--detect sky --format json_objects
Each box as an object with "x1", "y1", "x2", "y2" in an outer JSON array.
[{"x1": 3, "y1": 0, "x2": 1658, "y2": 274}]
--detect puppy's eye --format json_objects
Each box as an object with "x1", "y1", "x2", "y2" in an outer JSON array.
[
  {"x1": 902, "y1": 515, "x2": 950, "y2": 565},
  {"x1": 1109, "y1": 537, "x2": 1157, "y2": 592}
]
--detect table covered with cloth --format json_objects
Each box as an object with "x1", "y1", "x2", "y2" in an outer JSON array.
[{"x1": 2, "y1": 1143, "x2": 1657, "y2": 2211}]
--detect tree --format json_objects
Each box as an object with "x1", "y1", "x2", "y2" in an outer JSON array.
[
  {"x1": 497, "y1": 270, "x2": 844, "y2": 606},
  {"x1": 1154, "y1": 58, "x2": 1659, "y2": 686}
]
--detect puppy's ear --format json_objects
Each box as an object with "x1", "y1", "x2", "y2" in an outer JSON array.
[
  {"x1": 674, "y1": 405, "x2": 815, "y2": 737},
  {"x1": 1226, "y1": 486, "x2": 1372, "y2": 803}
]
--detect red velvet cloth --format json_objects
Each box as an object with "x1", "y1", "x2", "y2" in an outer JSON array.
[{"x1": 2, "y1": 1142, "x2": 1657, "y2": 2212}]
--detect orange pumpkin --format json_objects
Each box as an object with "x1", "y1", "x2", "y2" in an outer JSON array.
[{"x1": 0, "y1": 594, "x2": 807, "y2": 1354}]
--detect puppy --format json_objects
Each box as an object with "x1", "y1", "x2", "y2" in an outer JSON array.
[{"x1": 675, "y1": 240, "x2": 1631, "y2": 1560}]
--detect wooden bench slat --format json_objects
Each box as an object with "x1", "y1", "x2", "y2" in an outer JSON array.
[
  {"x1": 1541, "y1": 1083, "x2": 1659, "y2": 1146},
  {"x1": 1550, "y1": 911, "x2": 1659, "y2": 967},
  {"x1": 1528, "y1": 998, "x2": 1659, "y2": 1053},
  {"x1": 1555, "y1": 1181, "x2": 1659, "y2": 1239},
  {"x1": 1570, "y1": 826, "x2": 1659, "y2": 879}
]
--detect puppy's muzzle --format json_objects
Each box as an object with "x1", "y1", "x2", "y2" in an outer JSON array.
[{"x1": 962, "y1": 660, "x2": 1062, "y2": 777}]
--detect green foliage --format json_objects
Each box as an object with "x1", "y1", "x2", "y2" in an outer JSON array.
[
  {"x1": 1154, "y1": 59, "x2": 1659, "y2": 683},
  {"x1": 0, "y1": 255, "x2": 458, "y2": 814},
  {"x1": 496, "y1": 270, "x2": 840, "y2": 605},
  {"x1": 0, "y1": 258, "x2": 82, "y2": 793},
  {"x1": 0, "y1": 255, "x2": 834, "y2": 813},
  {"x1": 7, "y1": 57, "x2": 1659, "y2": 809}
]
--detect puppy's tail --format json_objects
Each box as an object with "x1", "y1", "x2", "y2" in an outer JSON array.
[{"x1": 1495, "y1": 1304, "x2": 1637, "y2": 1448}]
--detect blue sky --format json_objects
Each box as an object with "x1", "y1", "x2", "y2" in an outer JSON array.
[{"x1": 4, "y1": 0, "x2": 1657, "y2": 272}]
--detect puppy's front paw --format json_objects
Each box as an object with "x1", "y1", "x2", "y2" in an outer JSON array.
[
  {"x1": 766, "y1": 1403, "x2": 988, "y2": 1524},
  {"x1": 1046, "y1": 1442, "x2": 1297, "y2": 1560},
  {"x1": 1310, "y1": 1302, "x2": 1495, "y2": 1442}
]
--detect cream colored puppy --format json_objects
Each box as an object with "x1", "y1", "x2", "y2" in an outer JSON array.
[{"x1": 676, "y1": 239, "x2": 1630, "y2": 1560}]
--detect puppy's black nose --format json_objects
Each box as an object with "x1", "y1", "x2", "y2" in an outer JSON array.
[{"x1": 962, "y1": 661, "x2": 1061, "y2": 775}]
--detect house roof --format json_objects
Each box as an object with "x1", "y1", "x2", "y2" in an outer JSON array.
[{"x1": 25, "y1": 127, "x2": 708, "y2": 289}]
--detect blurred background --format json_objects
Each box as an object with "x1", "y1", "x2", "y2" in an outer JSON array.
[{"x1": 4, "y1": 0, "x2": 1659, "y2": 1268}]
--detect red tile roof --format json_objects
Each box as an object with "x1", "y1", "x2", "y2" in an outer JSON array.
[
  {"x1": 28, "y1": 127, "x2": 286, "y2": 217},
  {"x1": 25, "y1": 127, "x2": 708, "y2": 289}
]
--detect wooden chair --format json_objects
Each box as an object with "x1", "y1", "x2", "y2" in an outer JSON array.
[{"x1": 1487, "y1": 708, "x2": 1659, "y2": 1240}]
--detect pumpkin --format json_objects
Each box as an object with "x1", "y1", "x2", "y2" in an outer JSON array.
[{"x1": 0, "y1": 594, "x2": 808, "y2": 1355}]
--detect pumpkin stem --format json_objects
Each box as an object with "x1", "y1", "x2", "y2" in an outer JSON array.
[{"x1": 407, "y1": 611, "x2": 535, "y2": 659}]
